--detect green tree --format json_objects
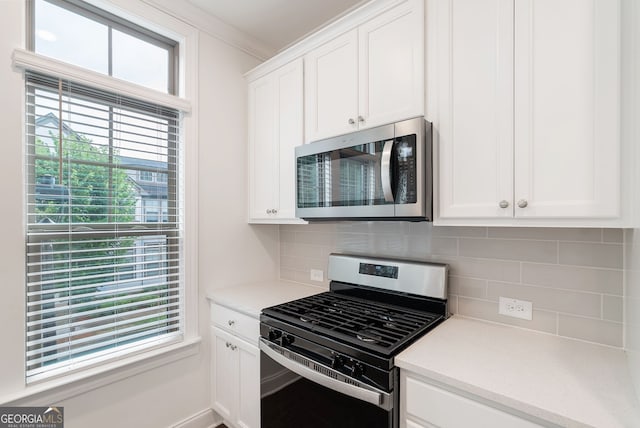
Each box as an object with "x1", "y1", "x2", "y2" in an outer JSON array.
[{"x1": 34, "y1": 132, "x2": 136, "y2": 224}]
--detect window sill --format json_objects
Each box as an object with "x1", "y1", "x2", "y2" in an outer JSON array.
[{"x1": 0, "y1": 336, "x2": 201, "y2": 406}]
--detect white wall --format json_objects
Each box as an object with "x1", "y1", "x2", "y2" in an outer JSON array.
[
  {"x1": 0, "y1": 1, "x2": 279, "y2": 427},
  {"x1": 626, "y1": 231, "x2": 640, "y2": 399}
]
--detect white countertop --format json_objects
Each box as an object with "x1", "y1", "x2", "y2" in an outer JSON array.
[
  {"x1": 396, "y1": 316, "x2": 640, "y2": 428},
  {"x1": 205, "y1": 279, "x2": 325, "y2": 317}
]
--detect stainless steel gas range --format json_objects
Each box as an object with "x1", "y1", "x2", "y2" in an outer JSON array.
[{"x1": 259, "y1": 254, "x2": 449, "y2": 428}]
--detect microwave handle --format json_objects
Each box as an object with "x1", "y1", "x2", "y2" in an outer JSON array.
[{"x1": 381, "y1": 140, "x2": 394, "y2": 203}]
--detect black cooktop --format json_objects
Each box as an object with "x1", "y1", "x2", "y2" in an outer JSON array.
[{"x1": 261, "y1": 291, "x2": 443, "y2": 358}]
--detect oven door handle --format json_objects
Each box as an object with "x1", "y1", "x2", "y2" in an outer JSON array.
[{"x1": 259, "y1": 338, "x2": 392, "y2": 410}]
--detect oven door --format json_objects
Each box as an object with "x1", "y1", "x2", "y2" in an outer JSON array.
[{"x1": 259, "y1": 338, "x2": 395, "y2": 428}]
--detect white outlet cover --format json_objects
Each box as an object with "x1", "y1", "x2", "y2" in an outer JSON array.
[
  {"x1": 498, "y1": 297, "x2": 533, "y2": 321},
  {"x1": 310, "y1": 269, "x2": 324, "y2": 282}
]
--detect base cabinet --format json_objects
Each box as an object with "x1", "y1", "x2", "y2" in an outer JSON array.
[
  {"x1": 401, "y1": 372, "x2": 550, "y2": 428},
  {"x1": 211, "y1": 326, "x2": 260, "y2": 428}
]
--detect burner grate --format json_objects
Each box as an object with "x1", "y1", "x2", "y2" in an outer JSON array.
[{"x1": 263, "y1": 292, "x2": 442, "y2": 356}]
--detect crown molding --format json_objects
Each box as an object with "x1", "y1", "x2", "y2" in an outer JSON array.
[{"x1": 140, "y1": 0, "x2": 276, "y2": 61}]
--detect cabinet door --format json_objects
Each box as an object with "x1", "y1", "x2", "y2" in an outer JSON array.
[
  {"x1": 248, "y1": 59, "x2": 304, "y2": 223},
  {"x1": 358, "y1": 0, "x2": 424, "y2": 129},
  {"x1": 236, "y1": 336, "x2": 260, "y2": 428},
  {"x1": 211, "y1": 327, "x2": 239, "y2": 422},
  {"x1": 404, "y1": 375, "x2": 545, "y2": 428},
  {"x1": 436, "y1": 0, "x2": 515, "y2": 218},
  {"x1": 275, "y1": 58, "x2": 303, "y2": 221},
  {"x1": 514, "y1": 0, "x2": 620, "y2": 218},
  {"x1": 248, "y1": 74, "x2": 277, "y2": 220},
  {"x1": 305, "y1": 30, "x2": 358, "y2": 142}
]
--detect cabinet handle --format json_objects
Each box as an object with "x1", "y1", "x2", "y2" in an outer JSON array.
[
  {"x1": 499, "y1": 200, "x2": 509, "y2": 209},
  {"x1": 348, "y1": 118, "x2": 355, "y2": 125},
  {"x1": 517, "y1": 199, "x2": 528, "y2": 208},
  {"x1": 228, "y1": 320, "x2": 235, "y2": 326},
  {"x1": 358, "y1": 115, "x2": 365, "y2": 123}
]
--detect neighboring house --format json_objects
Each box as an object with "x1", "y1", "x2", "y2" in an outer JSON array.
[{"x1": 119, "y1": 156, "x2": 169, "y2": 223}]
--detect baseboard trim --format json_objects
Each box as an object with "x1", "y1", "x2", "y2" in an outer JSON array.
[{"x1": 171, "y1": 408, "x2": 222, "y2": 428}]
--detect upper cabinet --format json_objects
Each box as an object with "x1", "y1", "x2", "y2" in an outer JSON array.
[
  {"x1": 248, "y1": 58, "x2": 304, "y2": 223},
  {"x1": 246, "y1": 0, "x2": 424, "y2": 224},
  {"x1": 435, "y1": 0, "x2": 621, "y2": 225},
  {"x1": 304, "y1": 0, "x2": 424, "y2": 143},
  {"x1": 304, "y1": 30, "x2": 359, "y2": 143}
]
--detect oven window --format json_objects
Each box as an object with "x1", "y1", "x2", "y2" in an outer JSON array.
[{"x1": 261, "y1": 354, "x2": 392, "y2": 428}]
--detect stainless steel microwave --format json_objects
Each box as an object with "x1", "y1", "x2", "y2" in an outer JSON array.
[{"x1": 295, "y1": 117, "x2": 432, "y2": 221}]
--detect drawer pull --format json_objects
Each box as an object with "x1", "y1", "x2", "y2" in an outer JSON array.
[{"x1": 228, "y1": 320, "x2": 235, "y2": 326}]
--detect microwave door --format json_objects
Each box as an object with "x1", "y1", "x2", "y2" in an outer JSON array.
[{"x1": 296, "y1": 141, "x2": 394, "y2": 219}]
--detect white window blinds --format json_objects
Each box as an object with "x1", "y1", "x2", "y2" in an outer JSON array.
[{"x1": 25, "y1": 71, "x2": 183, "y2": 382}]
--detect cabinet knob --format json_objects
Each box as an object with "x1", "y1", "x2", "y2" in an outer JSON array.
[
  {"x1": 266, "y1": 209, "x2": 272, "y2": 214},
  {"x1": 230, "y1": 344, "x2": 237, "y2": 351},
  {"x1": 348, "y1": 118, "x2": 355, "y2": 125},
  {"x1": 225, "y1": 342, "x2": 230, "y2": 348},
  {"x1": 499, "y1": 200, "x2": 509, "y2": 209},
  {"x1": 358, "y1": 115, "x2": 365, "y2": 122},
  {"x1": 272, "y1": 208, "x2": 278, "y2": 214},
  {"x1": 228, "y1": 320, "x2": 235, "y2": 326},
  {"x1": 517, "y1": 199, "x2": 528, "y2": 208}
]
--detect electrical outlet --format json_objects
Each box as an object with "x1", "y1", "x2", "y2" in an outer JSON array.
[
  {"x1": 498, "y1": 297, "x2": 533, "y2": 320},
  {"x1": 310, "y1": 269, "x2": 324, "y2": 282}
]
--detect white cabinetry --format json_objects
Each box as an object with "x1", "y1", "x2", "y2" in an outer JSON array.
[
  {"x1": 210, "y1": 303, "x2": 260, "y2": 428},
  {"x1": 435, "y1": 0, "x2": 621, "y2": 224},
  {"x1": 305, "y1": 0, "x2": 423, "y2": 142},
  {"x1": 401, "y1": 372, "x2": 548, "y2": 428},
  {"x1": 248, "y1": 58, "x2": 304, "y2": 223}
]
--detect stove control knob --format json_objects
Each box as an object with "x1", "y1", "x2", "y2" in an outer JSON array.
[
  {"x1": 268, "y1": 330, "x2": 281, "y2": 342},
  {"x1": 281, "y1": 334, "x2": 294, "y2": 346},
  {"x1": 352, "y1": 363, "x2": 365, "y2": 378},
  {"x1": 331, "y1": 355, "x2": 344, "y2": 369}
]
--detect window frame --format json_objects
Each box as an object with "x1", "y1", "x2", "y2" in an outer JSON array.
[
  {"x1": 27, "y1": 0, "x2": 178, "y2": 95},
  {"x1": 20, "y1": 0, "x2": 195, "y2": 391}
]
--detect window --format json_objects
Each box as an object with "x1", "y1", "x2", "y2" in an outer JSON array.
[
  {"x1": 32, "y1": 0, "x2": 176, "y2": 94},
  {"x1": 139, "y1": 171, "x2": 153, "y2": 182},
  {"x1": 25, "y1": 0, "x2": 183, "y2": 383}
]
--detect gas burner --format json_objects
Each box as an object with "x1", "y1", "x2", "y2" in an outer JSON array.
[
  {"x1": 356, "y1": 329, "x2": 383, "y2": 343},
  {"x1": 378, "y1": 314, "x2": 395, "y2": 322},
  {"x1": 300, "y1": 315, "x2": 320, "y2": 324}
]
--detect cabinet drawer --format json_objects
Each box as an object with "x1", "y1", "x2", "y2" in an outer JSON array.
[
  {"x1": 405, "y1": 375, "x2": 544, "y2": 428},
  {"x1": 211, "y1": 303, "x2": 259, "y2": 345}
]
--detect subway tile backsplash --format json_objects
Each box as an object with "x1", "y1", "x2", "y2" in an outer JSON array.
[{"x1": 279, "y1": 223, "x2": 624, "y2": 348}]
